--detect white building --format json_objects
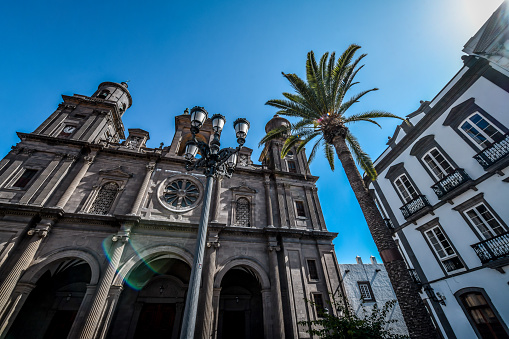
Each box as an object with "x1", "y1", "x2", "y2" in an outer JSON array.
[
  {"x1": 368, "y1": 3, "x2": 509, "y2": 339},
  {"x1": 338, "y1": 256, "x2": 408, "y2": 337}
]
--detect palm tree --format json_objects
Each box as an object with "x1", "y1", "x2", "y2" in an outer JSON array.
[{"x1": 260, "y1": 45, "x2": 438, "y2": 339}]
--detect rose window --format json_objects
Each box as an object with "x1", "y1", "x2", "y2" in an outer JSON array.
[{"x1": 162, "y1": 178, "x2": 201, "y2": 211}]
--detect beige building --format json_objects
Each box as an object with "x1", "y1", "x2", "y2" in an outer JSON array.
[{"x1": 0, "y1": 82, "x2": 344, "y2": 339}]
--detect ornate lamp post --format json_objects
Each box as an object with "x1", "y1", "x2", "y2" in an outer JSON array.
[{"x1": 179, "y1": 106, "x2": 249, "y2": 339}]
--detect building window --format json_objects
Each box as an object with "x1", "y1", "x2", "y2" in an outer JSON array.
[
  {"x1": 459, "y1": 292, "x2": 509, "y2": 339},
  {"x1": 12, "y1": 169, "x2": 37, "y2": 188},
  {"x1": 295, "y1": 200, "x2": 306, "y2": 217},
  {"x1": 58, "y1": 125, "x2": 77, "y2": 138},
  {"x1": 89, "y1": 182, "x2": 119, "y2": 215},
  {"x1": 464, "y1": 203, "x2": 506, "y2": 239},
  {"x1": 460, "y1": 113, "x2": 504, "y2": 150},
  {"x1": 235, "y1": 197, "x2": 250, "y2": 227},
  {"x1": 313, "y1": 294, "x2": 326, "y2": 317},
  {"x1": 423, "y1": 148, "x2": 453, "y2": 180},
  {"x1": 424, "y1": 226, "x2": 464, "y2": 273},
  {"x1": 357, "y1": 281, "x2": 375, "y2": 302},
  {"x1": 287, "y1": 160, "x2": 297, "y2": 173},
  {"x1": 307, "y1": 260, "x2": 319, "y2": 280},
  {"x1": 394, "y1": 174, "x2": 418, "y2": 203},
  {"x1": 97, "y1": 90, "x2": 110, "y2": 99}
]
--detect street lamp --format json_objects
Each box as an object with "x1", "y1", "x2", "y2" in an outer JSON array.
[{"x1": 180, "y1": 106, "x2": 249, "y2": 339}]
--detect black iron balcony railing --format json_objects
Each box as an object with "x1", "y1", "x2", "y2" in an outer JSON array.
[
  {"x1": 408, "y1": 269, "x2": 422, "y2": 287},
  {"x1": 473, "y1": 133, "x2": 509, "y2": 169},
  {"x1": 400, "y1": 195, "x2": 431, "y2": 219},
  {"x1": 471, "y1": 231, "x2": 509, "y2": 264},
  {"x1": 384, "y1": 218, "x2": 395, "y2": 230},
  {"x1": 431, "y1": 168, "x2": 471, "y2": 198}
]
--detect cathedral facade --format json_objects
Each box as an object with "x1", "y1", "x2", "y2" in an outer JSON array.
[{"x1": 0, "y1": 82, "x2": 343, "y2": 339}]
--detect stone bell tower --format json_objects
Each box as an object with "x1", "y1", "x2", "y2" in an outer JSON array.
[{"x1": 32, "y1": 81, "x2": 132, "y2": 144}]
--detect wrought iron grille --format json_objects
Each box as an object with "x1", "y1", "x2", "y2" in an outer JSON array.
[
  {"x1": 400, "y1": 195, "x2": 431, "y2": 219},
  {"x1": 473, "y1": 133, "x2": 509, "y2": 169},
  {"x1": 471, "y1": 231, "x2": 509, "y2": 264},
  {"x1": 235, "y1": 197, "x2": 250, "y2": 227},
  {"x1": 90, "y1": 182, "x2": 119, "y2": 215},
  {"x1": 431, "y1": 168, "x2": 471, "y2": 198}
]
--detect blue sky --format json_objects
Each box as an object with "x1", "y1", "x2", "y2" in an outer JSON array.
[{"x1": 0, "y1": 0, "x2": 503, "y2": 263}]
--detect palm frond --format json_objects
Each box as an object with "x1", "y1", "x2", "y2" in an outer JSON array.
[
  {"x1": 258, "y1": 125, "x2": 290, "y2": 147},
  {"x1": 281, "y1": 134, "x2": 302, "y2": 158},
  {"x1": 325, "y1": 142, "x2": 335, "y2": 171},
  {"x1": 345, "y1": 131, "x2": 377, "y2": 180},
  {"x1": 295, "y1": 131, "x2": 321, "y2": 154},
  {"x1": 307, "y1": 138, "x2": 323, "y2": 164}
]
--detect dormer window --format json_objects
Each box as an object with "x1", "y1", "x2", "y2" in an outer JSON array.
[{"x1": 97, "y1": 90, "x2": 110, "y2": 99}]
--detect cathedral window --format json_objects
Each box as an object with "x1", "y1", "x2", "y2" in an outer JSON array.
[
  {"x1": 89, "y1": 182, "x2": 119, "y2": 215},
  {"x1": 307, "y1": 260, "x2": 319, "y2": 280},
  {"x1": 358, "y1": 281, "x2": 375, "y2": 302},
  {"x1": 287, "y1": 161, "x2": 297, "y2": 173},
  {"x1": 295, "y1": 200, "x2": 306, "y2": 217},
  {"x1": 235, "y1": 197, "x2": 250, "y2": 227},
  {"x1": 12, "y1": 169, "x2": 37, "y2": 188},
  {"x1": 97, "y1": 90, "x2": 110, "y2": 99}
]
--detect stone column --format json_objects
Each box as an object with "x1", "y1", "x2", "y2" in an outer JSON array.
[
  {"x1": 210, "y1": 177, "x2": 222, "y2": 223},
  {"x1": 0, "y1": 282, "x2": 36, "y2": 336},
  {"x1": 78, "y1": 224, "x2": 131, "y2": 339},
  {"x1": 0, "y1": 221, "x2": 52, "y2": 319},
  {"x1": 129, "y1": 162, "x2": 156, "y2": 215},
  {"x1": 196, "y1": 238, "x2": 219, "y2": 339},
  {"x1": 55, "y1": 154, "x2": 95, "y2": 209},
  {"x1": 67, "y1": 284, "x2": 98, "y2": 339},
  {"x1": 263, "y1": 175, "x2": 274, "y2": 228},
  {"x1": 172, "y1": 302, "x2": 185, "y2": 339},
  {"x1": 97, "y1": 285, "x2": 123, "y2": 339},
  {"x1": 261, "y1": 289, "x2": 273, "y2": 339},
  {"x1": 268, "y1": 240, "x2": 285, "y2": 339}
]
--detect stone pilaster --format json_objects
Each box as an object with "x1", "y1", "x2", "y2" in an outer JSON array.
[
  {"x1": 268, "y1": 240, "x2": 285, "y2": 339},
  {"x1": 55, "y1": 154, "x2": 95, "y2": 209},
  {"x1": 19, "y1": 153, "x2": 65, "y2": 204},
  {"x1": 264, "y1": 175, "x2": 274, "y2": 227},
  {"x1": 276, "y1": 183, "x2": 286, "y2": 228},
  {"x1": 210, "y1": 177, "x2": 223, "y2": 223},
  {"x1": 312, "y1": 187, "x2": 326, "y2": 231},
  {"x1": 284, "y1": 184, "x2": 296, "y2": 228},
  {"x1": 211, "y1": 288, "x2": 222, "y2": 339},
  {"x1": 78, "y1": 224, "x2": 131, "y2": 339},
  {"x1": 304, "y1": 187, "x2": 319, "y2": 230},
  {"x1": 0, "y1": 221, "x2": 52, "y2": 319},
  {"x1": 129, "y1": 162, "x2": 156, "y2": 215}
]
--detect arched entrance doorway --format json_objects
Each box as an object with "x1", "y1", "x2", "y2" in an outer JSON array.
[
  {"x1": 6, "y1": 259, "x2": 91, "y2": 339},
  {"x1": 108, "y1": 256, "x2": 191, "y2": 339},
  {"x1": 217, "y1": 267, "x2": 264, "y2": 339}
]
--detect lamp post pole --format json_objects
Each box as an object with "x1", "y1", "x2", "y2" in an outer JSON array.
[{"x1": 179, "y1": 107, "x2": 249, "y2": 339}]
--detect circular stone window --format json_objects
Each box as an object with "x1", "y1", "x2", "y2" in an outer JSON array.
[{"x1": 158, "y1": 176, "x2": 203, "y2": 213}]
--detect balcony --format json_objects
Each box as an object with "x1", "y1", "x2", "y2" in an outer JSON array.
[
  {"x1": 384, "y1": 218, "x2": 395, "y2": 230},
  {"x1": 473, "y1": 133, "x2": 509, "y2": 169},
  {"x1": 431, "y1": 168, "x2": 471, "y2": 198},
  {"x1": 400, "y1": 195, "x2": 431, "y2": 219},
  {"x1": 408, "y1": 269, "x2": 422, "y2": 288},
  {"x1": 471, "y1": 232, "x2": 509, "y2": 264}
]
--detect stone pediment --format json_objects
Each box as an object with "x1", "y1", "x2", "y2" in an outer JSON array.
[
  {"x1": 229, "y1": 182, "x2": 257, "y2": 193},
  {"x1": 99, "y1": 166, "x2": 133, "y2": 178}
]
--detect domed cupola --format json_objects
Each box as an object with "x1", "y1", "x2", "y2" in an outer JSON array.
[{"x1": 264, "y1": 114, "x2": 290, "y2": 134}]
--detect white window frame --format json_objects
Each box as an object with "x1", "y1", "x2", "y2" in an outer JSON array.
[
  {"x1": 422, "y1": 147, "x2": 453, "y2": 180},
  {"x1": 424, "y1": 226, "x2": 464, "y2": 273},
  {"x1": 464, "y1": 203, "x2": 506, "y2": 240},
  {"x1": 459, "y1": 112, "x2": 504, "y2": 150},
  {"x1": 394, "y1": 174, "x2": 418, "y2": 203}
]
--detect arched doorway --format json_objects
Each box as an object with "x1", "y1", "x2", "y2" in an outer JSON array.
[
  {"x1": 108, "y1": 256, "x2": 191, "y2": 339},
  {"x1": 217, "y1": 267, "x2": 264, "y2": 339},
  {"x1": 6, "y1": 259, "x2": 91, "y2": 339}
]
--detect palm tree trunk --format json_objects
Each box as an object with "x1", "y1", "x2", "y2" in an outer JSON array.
[{"x1": 332, "y1": 135, "x2": 438, "y2": 339}]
